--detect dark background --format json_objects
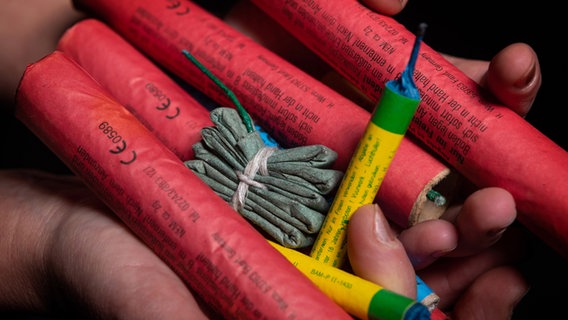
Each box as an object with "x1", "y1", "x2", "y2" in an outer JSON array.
[
  {"x1": 1, "y1": 1, "x2": 563, "y2": 319},
  {"x1": 395, "y1": 2, "x2": 561, "y2": 149},
  {"x1": 394, "y1": 3, "x2": 564, "y2": 320}
]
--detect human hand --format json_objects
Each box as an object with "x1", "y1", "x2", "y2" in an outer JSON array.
[
  {"x1": 0, "y1": 1, "x2": 542, "y2": 319},
  {"x1": 225, "y1": 1, "x2": 541, "y2": 318},
  {"x1": 360, "y1": 0, "x2": 541, "y2": 116},
  {"x1": 0, "y1": 0, "x2": 85, "y2": 111},
  {"x1": 0, "y1": 169, "x2": 214, "y2": 319},
  {"x1": 2, "y1": 7, "x2": 206, "y2": 317},
  {"x1": 347, "y1": 1, "x2": 542, "y2": 319}
]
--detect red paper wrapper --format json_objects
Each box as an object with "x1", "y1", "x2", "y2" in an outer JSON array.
[
  {"x1": 70, "y1": 0, "x2": 458, "y2": 228},
  {"x1": 15, "y1": 51, "x2": 350, "y2": 319},
  {"x1": 250, "y1": 0, "x2": 568, "y2": 258},
  {"x1": 57, "y1": 19, "x2": 212, "y2": 161}
]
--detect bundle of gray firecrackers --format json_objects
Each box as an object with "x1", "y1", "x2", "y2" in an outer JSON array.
[{"x1": 184, "y1": 107, "x2": 343, "y2": 248}]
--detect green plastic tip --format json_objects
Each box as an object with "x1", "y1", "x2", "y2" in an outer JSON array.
[
  {"x1": 426, "y1": 190, "x2": 446, "y2": 207},
  {"x1": 368, "y1": 289, "x2": 430, "y2": 320}
]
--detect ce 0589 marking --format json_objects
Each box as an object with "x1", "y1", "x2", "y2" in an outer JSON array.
[{"x1": 98, "y1": 121, "x2": 137, "y2": 165}]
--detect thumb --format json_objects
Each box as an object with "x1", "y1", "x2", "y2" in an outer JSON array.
[
  {"x1": 443, "y1": 42, "x2": 541, "y2": 117},
  {"x1": 485, "y1": 42, "x2": 541, "y2": 117},
  {"x1": 347, "y1": 204, "x2": 416, "y2": 298},
  {"x1": 359, "y1": 0, "x2": 409, "y2": 15}
]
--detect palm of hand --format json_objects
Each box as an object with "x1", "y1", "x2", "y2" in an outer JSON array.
[{"x1": 1, "y1": 170, "x2": 210, "y2": 319}]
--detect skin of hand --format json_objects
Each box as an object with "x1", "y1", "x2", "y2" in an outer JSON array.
[
  {"x1": 228, "y1": 2, "x2": 539, "y2": 318},
  {"x1": 346, "y1": 1, "x2": 541, "y2": 319},
  {"x1": 0, "y1": 170, "x2": 215, "y2": 319},
  {"x1": 0, "y1": 0, "x2": 541, "y2": 319},
  {"x1": 0, "y1": 0, "x2": 85, "y2": 112}
]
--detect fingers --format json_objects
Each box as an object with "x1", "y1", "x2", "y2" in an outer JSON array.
[
  {"x1": 397, "y1": 219, "x2": 458, "y2": 270},
  {"x1": 2, "y1": 170, "x2": 214, "y2": 319},
  {"x1": 359, "y1": 0, "x2": 409, "y2": 15},
  {"x1": 397, "y1": 187, "x2": 516, "y2": 269},
  {"x1": 347, "y1": 204, "x2": 417, "y2": 298},
  {"x1": 417, "y1": 226, "x2": 528, "y2": 309},
  {"x1": 0, "y1": 170, "x2": 68, "y2": 312},
  {"x1": 444, "y1": 187, "x2": 517, "y2": 257},
  {"x1": 450, "y1": 266, "x2": 529, "y2": 320},
  {"x1": 48, "y1": 203, "x2": 213, "y2": 319},
  {"x1": 0, "y1": 0, "x2": 85, "y2": 109},
  {"x1": 485, "y1": 42, "x2": 541, "y2": 117},
  {"x1": 442, "y1": 43, "x2": 541, "y2": 117}
]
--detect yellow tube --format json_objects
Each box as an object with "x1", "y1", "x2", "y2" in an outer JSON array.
[{"x1": 269, "y1": 241, "x2": 429, "y2": 320}]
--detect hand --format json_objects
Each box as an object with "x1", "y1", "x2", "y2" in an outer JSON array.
[
  {"x1": 0, "y1": 0, "x2": 85, "y2": 111},
  {"x1": 346, "y1": 1, "x2": 542, "y2": 319},
  {"x1": 0, "y1": 170, "x2": 214, "y2": 319},
  {"x1": 0, "y1": 1, "x2": 542, "y2": 319}
]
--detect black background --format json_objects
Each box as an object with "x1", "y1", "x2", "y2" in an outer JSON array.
[{"x1": 394, "y1": 3, "x2": 565, "y2": 319}]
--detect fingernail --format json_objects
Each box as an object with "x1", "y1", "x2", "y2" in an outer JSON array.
[
  {"x1": 487, "y1": 227, "x2": 507, "y2": 238},
  {"x1": 510, "y1": 286, "x2": 531, "y2": 318},
  {"x1": 514, "y1": 60, "x2": 538, "y2": 89},
  {"x1": 373, "y1": 204, "x2": 397, "y2": 243},
  {"x1": 431, "y1": 248, "x2": 454, "y2": 258}
]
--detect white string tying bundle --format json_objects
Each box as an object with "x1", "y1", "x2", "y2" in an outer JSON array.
[
  {"x1": 183, "y1": 49, "x2": 344, "y2": 248},
  {"x1": 231, "y1": 146, "x2": 277, "y2": 211}
]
